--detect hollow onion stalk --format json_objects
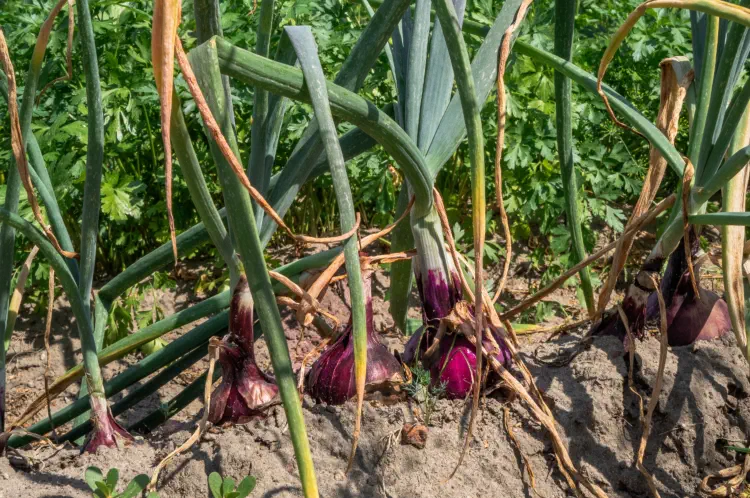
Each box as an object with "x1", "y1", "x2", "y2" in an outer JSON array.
[
  {"x1": 284, "y1": 25, "x2": 369, "y2": 470},
  {"x1": 0, "y1": 5, "x2": 82, "y2": 431},
  {"x1": 554, "y1": 0, "x2": 595, "y2": 315},
  {"x1": 0, "y1": 208, "x2": 128, "y2": 451},
  {"x1": 188, "y1": 41, "x2": 319, "y2": 498},
  {"x1": 70, "y1": 0, "x2": 107, "y2": 441},
  {"x1": 434, "y1": 0, "x2": 486, "y2": 471},
  {"x1": 7, "y1": 312, "x2": 228, "y2": 449},
  {"x1": 248, "y1": 0, "x2": 275, "y2": 226}
]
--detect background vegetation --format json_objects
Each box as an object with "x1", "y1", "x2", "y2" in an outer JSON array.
[{"x1": 0, "y1": 0, "x2": 692, "y2": 319}]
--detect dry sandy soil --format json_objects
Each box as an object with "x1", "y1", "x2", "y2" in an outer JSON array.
[{"x1": 1, "y1": 249, "x2": 748, "y2": 497}]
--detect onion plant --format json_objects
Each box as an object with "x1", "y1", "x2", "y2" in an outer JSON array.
[
  {"x1": 11, "y1": 0, "x2": 750, "y2": 496},
  {"x1": 580, "y1": 1, "x2": 750, "y2": 356}
]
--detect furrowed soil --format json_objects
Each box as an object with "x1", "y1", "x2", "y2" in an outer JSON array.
[{"x1": 2, "y1": 249, "x2": 748, "y2": 497}]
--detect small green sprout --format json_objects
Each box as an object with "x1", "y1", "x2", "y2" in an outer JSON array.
[
  {"x1": 403, "y1": 364, "x2": 446, "y2": 426},
  {"x1": 208, "y1": 471, "x2": 257, "y2": 498},
  {"x1": 84, "y1": 466, "x2": 150, "y2": 498}
]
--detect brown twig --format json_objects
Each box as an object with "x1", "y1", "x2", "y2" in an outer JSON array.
[
  {"x1": 700, "y1": 454, "x2": 750, "y2": 496},
  {"x1": 269, "y1": 271, "x2": 340, "y2": 327},
  {"x1": 502, "y1": 194, "x2": 676, "y2": 319},
  {"x1": 149, "y1": 336, "x2": 220, "y2": 491},
  {"x1": 295, "y1": 197, "x2": 414, "y2": 326},
  {"x1": 44, "y1": 268, "x2": 57, "y2": 439},
  {"x1": 596, "y1": 58, "x2": 692, "y2": 318},
  {"x1": 152, "y1": 0, "x2": 182, "y2": 265},
  {"x1": 174, "y1": 38, "x2": 361, "y2": 248},
  {"x1": 462, "y1": 325, "x2": 608, "y2": 497},
  {"x1": 490, "y1": 0, "x2": 532, "y2": 304},
  {"x1": 37, "y1": 0, "x2": 75, "y2": 102}
]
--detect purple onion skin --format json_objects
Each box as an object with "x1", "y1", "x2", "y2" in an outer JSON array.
[
  {"x1": 307, "y1": 272, "x2": 403, "y2": 405},
  {"x1": 82, "y1": 395, "x2": 134, "y2": 453},
  {"x1": 401, "y1": 326, "x2": 433, "y2": 366},
  {"x1": 415, "y1": 269, "x2": 462, "y2": 324},
  {"x1": 208, "y1": 275, "x2": 278, "y2": 425},
  {"x1": 432, "y1": 336, "x2": 477, "y2": 399},
  {"x1": 667, "y1": 287, "x2": 731, "y2": 346},
  {"x1": 230, "y1": 275, "x2": 255, "y2": 353},
  {"x1": 643, "y1": 236, "x2": 731, "y2": 346},
  {"x1": 209, "y1": 342, "x2": 278, "y2": 425},
  {"x1": 431, "y1": 328, "x2": 512, "y2": 399},
  {"x1": 591, "y1": 293, "x2": 647, "y2": 341}
]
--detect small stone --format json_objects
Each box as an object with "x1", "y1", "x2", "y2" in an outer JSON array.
[
  {"x1": 400, "y1": 423, "x2": 428, "y2": 449},
  {"x1": 727, "y1": 395, "x2": 738, "y2": 412}
]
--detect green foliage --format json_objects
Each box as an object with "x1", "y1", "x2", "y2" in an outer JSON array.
[
  {"x1": 0, "y1": 0, "x2": 694, "y2": 324},
  {"x1": 83, "y1": 466, "x2": 150, "y2": 498},
  {"x1": 208, "y1": 472, "x2": 257, "y2": 498},
  {"x1": 104, "y1": 271, "x2": 174, "y2": 350}
]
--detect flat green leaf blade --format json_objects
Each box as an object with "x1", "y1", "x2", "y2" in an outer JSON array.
[
  {"x1": 404, "y1": 0, "x2": 431, "y2": 140},
  {"x1": 260, "y1": 0, "x2": 412, "y2": 245},
  {"x1": 214, "y1": 37, "x2": 433, "y2": 218},
  {"x1": 119, "y1": 475, "x2": 149, "y2": 498},
  {"x1": 248, "y1": 0, "x2": 279, "y2": 226},
  {"x1": 188, "y1": 40, "x2": 319, "y2": 498},
  {"x1": 418, "y1": 0, "x2": 466, "y2": 151},
  {"x1": 222, "y1": 476, "x2": 236, "y2": 496},
  {"x1": 252, "y1": 34, "x2": 297, "y2": 229},
  {"x1": 105, "y1": 468, "x2": 119, "y2": 490},
  {"x1": 236, "y1": 476, "x2": 257, "y2": 497},
  {"x1": 388, "y1": 186, "x2": 415, "y2": 333},
  {"x1": 554, "y1": 0, "x2": 594, "y2": 315},
  {"x1": 85, "y1": 466, "x2": 104, "y2": 491},
  {"x1": 209, "y1": 473, "x2": 223, "y2": 498}
]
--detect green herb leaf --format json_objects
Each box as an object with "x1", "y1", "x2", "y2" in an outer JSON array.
[
  {"x1": 208, "y1": 472, "x2": 223, "y2": 498},
  {"x1": 85, "y1": 466, "x2": 104, "y2": 492}
]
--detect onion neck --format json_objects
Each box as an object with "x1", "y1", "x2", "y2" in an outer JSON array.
[
  {"x1": 82, "y1": 394, "x2": 133, "y2": 453},
  {"x1": 410, "y1": 207, "x2": 461, "y2": 323}
]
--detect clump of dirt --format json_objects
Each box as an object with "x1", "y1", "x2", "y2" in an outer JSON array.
[{"x1": 3, "y1": 324, "x2": 750, "y2": 497}]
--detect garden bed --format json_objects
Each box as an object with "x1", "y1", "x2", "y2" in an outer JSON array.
[{"x1": 2, "y1": 268, "x2": 748, "y2": 498}]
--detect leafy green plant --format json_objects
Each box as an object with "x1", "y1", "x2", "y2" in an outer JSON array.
[
  {"x1": 208, "y1": 471, "x2": 256, "y2": 498},
  {"x1": 84, "y1": 466, "x2": 149, "y2": 498}
]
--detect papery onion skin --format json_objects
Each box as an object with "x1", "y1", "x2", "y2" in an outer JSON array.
[
  {"x1": 307, "y1": 271, "x2": 403, "y2": 405},
  {"x1": 666, "y1": 287, "x2": 731, "y2": 346},
  {"x1": 208, "y1": 275, "x2": 278, "y2": 425},
  {"x1": 644, "y1": 236, "x2": 731, "y2": 346},
  {"x1": 209, "y1": 341, "x2": 278, "y2": 425}
]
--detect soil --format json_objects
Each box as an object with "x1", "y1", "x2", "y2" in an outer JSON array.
[{"x1": 2, "y1": 246, "x2": 748, "y2": 497}]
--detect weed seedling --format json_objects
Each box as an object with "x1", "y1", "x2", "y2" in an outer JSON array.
[
  {"x1": 84, "y1": 466, "x2": 150, "y2": 498},
  {"x1": 208, "y1": 471, "x2": 257, "y2": 498}
]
